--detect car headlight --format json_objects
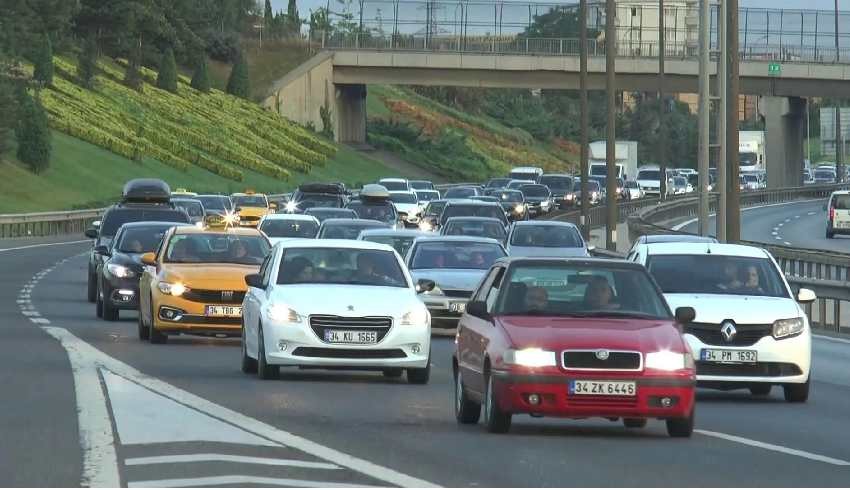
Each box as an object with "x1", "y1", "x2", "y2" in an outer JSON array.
[
  {"x1": 504, "y1": 348, "x2": 557, "y2": 367},
  {"x1": 541, "y1": 200, "x2": 550, "y2": 206},
  {"x1": 284, "y1": 201, "x2": 298, "y2": 213},
  {"x1": 645, "y1": 350, "x2": 693, "y2": 371},
  {"x1": 772, "y1": 317, "x2": 804, "y2": 339},
  {"x1": 514, "y1": 204, "x2": 525, "y2": 213},
  {"x1": 591, "y1": 191, "x2": 599, "y2": 198},
  {"x1": 418, "y1": 221, "x2": 433, "y2": 232},
  {"x1": 158, "y1": 281, "x2": 187, "y2": 296},
  {"x1": 565, "y1": 193, "x2": 575, "y2": 200},
  {"x1": 107, "y1": 263, "x2": 134, "y2": 278},
  {"x1": 401, "y1": 307, "x2": 429, "y2": 325},
  {"x1": 423, "y1": 284, "x2": 444, "y2": 296},
  {"x1": 266, "y1": 303, "x2": 302, "y2": 323}
]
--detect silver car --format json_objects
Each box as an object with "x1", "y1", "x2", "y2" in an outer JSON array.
[
  {"x1": 405, "y1": 236, "x2": 507, "y2": 329},
  {"x1": 505, "y1": 221, "x2": 589, "y2": 258}
]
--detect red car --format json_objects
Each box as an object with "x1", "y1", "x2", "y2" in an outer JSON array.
[{"x1": 453, "y1": 258, "x2": 697, "y2": 436}]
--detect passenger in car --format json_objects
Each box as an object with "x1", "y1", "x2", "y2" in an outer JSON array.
[
  {"x1": 524, "y1": 286, "x2": 549, "y2": 312},
  {"x1": 718, "y1": 262, "x2": 743, "y2": 291},
  {"x1": 743, "y1": 265, "x2": 764, "y2": 294},
  {"x1": 584, "y1": 276, "x2": 619, "y2": 310}
]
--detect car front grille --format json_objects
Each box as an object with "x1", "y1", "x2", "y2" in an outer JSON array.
[
  {"x1": 182, "y1": 289, "x2": 246, "y2": 304},
  {"x1": 442, "y1": 289, "x2": 472, "y2": 299},
  {"x1": 176, "y1": 315, "x2": 242, "y2": 326},
  {"x1": 686, "y1": 322, "x2": 772, "y2": 347},
  {"x1": 696, "y1": 362, "x2": 802, "y2": 377},
  {"x1": 562, "y1": 351, "x2": 642, "y2": 371},
  {"x1": 309, "y1": 315, "x2": 393, "y2": 343},
  {"x1": 291, "y1": 347, "x2": 407, "y2": 359}
]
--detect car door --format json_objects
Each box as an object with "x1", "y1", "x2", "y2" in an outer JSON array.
[
  {"x1": 245, "y1": 250, "x2": 276, "y2": 355},
  {"x1": 458, "y1": 266, "x2": 504, "y2": 397}
]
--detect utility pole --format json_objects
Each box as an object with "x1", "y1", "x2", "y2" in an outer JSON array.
[
  {"x1": 658, "y1": 0, "x2": 667, "y2": 202},
  {"x1": 837, "y1": 105, "x2": 843, "y2": 181},
  {"x1": 717, "y1": 0, "x2": 728, "y2": 242},
  {"x1": 580, "y1": 0, "x2": 590, "y2": 241},
  {"x1": 698, "y1": 0, "x2": 710, "y2": 235},
  {"x1": 726, "y1": 0, "x2": 741, "y2": 242},
  {"x1": 605, "y1": 0, "x2": 618, "y2": 251}
]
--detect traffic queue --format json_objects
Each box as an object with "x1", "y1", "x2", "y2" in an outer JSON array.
[{"x1": 82, "y1": 175, "x2": 816, "y2": 438}]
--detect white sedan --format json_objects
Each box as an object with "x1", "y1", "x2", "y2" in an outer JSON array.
[{"x1": 240, "y1": 239, "x2": 432, "y2": 383}]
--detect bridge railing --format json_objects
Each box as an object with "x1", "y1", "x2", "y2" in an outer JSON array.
[{"x1": 0, "y1": 209, "x2": 104, "y2": 239}]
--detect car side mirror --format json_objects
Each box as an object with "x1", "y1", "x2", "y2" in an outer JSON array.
[
  {"x1": 269, "y1": 202, "x2": 278, "y2": 210},
  {"x1": 587, "y1": 245, "x2": 596, "y2": 252},
  {"x1": 92, "y1": 220, "x2": 101, "y2": 229},
  {"x1": 245, "y1": 273, "x2": 264, "y2": 289},
  {"x1": 796, "y1": 288, "x2": 816, "y2": 304},
  {"x1": 466, "y1": 300, "x2": 489, "y2": 319},
  {"x1": 416, "y1": 278, "x2": 436, "y2": 293},
  {"x1": 94, "y1": 245, "x2": 110, "y2": 257},
  {"x1": 140, "y1": 252, "x2": 157, "y2": 267},
  {"x1": 674, "y1": 307, "x2": 696, "y2": 324},
  {"x1": 85, "y1": 228, "x2": 98, "y2": 239}
]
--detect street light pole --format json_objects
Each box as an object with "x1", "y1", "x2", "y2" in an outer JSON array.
[
  {"x1": 580, "y1": 0, "x2": 590, "y2": 241},
  {"x1": 658, "y1": 0, "x2": 667, "y2": 202},
  {"x1": 726, "y1": 0, "x2": 741, "y2": 242},
  {"x1": 605, "y1": 0, "x2": 618, "y2": 251},
  {"x1": 718, "y1": 0, "x2": 728, "y2": 242},
  {"x1": 698, "y1": 0, "x2": 710, "y2": 235}
]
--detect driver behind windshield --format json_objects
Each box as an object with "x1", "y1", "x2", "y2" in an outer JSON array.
[
  {"x1": 524, "y1": 286, "x2": 549, "y2": 312},
  {"x1": 583, "y1": 276, "x2": 620, "y2": 310}
]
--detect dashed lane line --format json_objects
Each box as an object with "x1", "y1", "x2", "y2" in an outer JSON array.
[{"x1": 696, "y1": 430, "x2": 850, "y2": 466}]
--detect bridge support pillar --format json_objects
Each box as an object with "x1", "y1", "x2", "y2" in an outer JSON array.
[
  {"x1": 761, "y1": 96, "x2": 806, "y2": 188},
  {"x1": 335, "y1": 84, "x2": 367, "y2": 144}
]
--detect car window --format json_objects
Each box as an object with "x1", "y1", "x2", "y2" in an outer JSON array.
[
  {"x1": 638, "y1": 170, "x2": 660, "y2": 180},
  {"x1": 647, "y1": 254, "x2": 789, "y2": 298},
  {"x1": 277, "y1": 248, "x2": 407, "y2": 288},
  {"x1": 444, "y1": 187, "x2": 477, "y2": 198},
  {"x1": 361, "y1": 235, "x2": 417, "y2": 256},
  {"x1": 115, "y1": 225, "x2": 172, "y2": 253},
  {"x1": 232, "y1": 195, "x2": 268, "y2": 207},
  {"x1": 100, "y1": 208, "x2": 191, "y2": 237},
  {"x1": 346, "y1": 202, "x2": 397, "y2": 223},
  {"x1": 306, "y1": 209, "x2": 357, "y2": 221},
  {"x1": 320, "y1": 223, "x2": 387, "y2": 239},
  {"x1": 485, "y1": 268, "x2": 505, "y2": 312},
  {"x1": 832, "y1": 195, "x2": 850, "y2": 209},
  {"x1": 539, "y1": 177, "x2": 573, "y2": 190},
  {"x1": 510, "y1": 225, "x2": 583, "y2": 248},
  {"x1": 379, "y1": 181, "x2": 408, "y2": 191},
  {"x1": 443, "y1": 221, "x2": 506, "y2": 241},
  {"x1": 518, "y1": 185, "x2": 549, "y2": 197},
  {"x1": 258, "y1": 253, "x2": 273, "y2": 287},
  {"x1": 410, "y1": 241, "x2": 505, "y2": 270},
  {"x1": 164, "y1": 233, "x2": 269, "y2": 265},
  {"x1": 260, "y1": 219, "x2": 319, "y2": 238},
  {"x1": 297, "y1": 195, "x2": 344, "y2": 210},
  {"x1": 172, "y1": 200, "x2": 204, "y2": 219},
  {"x1": 197, "y1": 196, "x2": 232, "y2": 212},
  {"x1": 441, "y1": 205, "x2": 506, "y2": 225},
  {"x1": 388, "y1": 193, "x2": 418, "y2": 204}
]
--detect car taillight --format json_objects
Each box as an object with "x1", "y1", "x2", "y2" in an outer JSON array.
[{"x1": 829, "y1": 207, "x2": 835, "y2": 221}]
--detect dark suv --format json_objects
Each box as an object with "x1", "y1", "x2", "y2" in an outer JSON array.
[
  {"x1": 85, "y1": 179, "x2": 191, "y2": 302},
  {"x1": 288, "y1": 183, "x2": 348, "y2": 212}
]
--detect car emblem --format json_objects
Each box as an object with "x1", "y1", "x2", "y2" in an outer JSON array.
[
  {"x1": 221, "y1": 291, "x2": 234, "y2": 301},
  {"x1": 595, "y1": 349, "x2": 610, "y2": 361},
  {"x1": 347, "y1": 305, "x2": 354, "y2": 312},
  {"x1": 721, "y1": 321, "x2": 737, "y2": 343}
]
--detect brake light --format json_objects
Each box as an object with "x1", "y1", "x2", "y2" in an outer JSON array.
[{"x1": 829, "y1": 206, "x2": 835, "y2": 221}]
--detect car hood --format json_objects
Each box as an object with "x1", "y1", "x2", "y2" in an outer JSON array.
[
  {"x1": 162, "y1": 263, "x2": 260, "y2": 290},
  {"x1": 410, "y1": 269, "x2": 487, "y2": 292},
  {"x1": 496, "y1": 316, "x2": 684, "y2": 352},
  {"x1": 394, "y1": 203, "x2": 420, "y2": 214},
  {"x1": 237, "y1": 207, "x2": 270, "y2": 218},
  {"x1": 637, "y1": 179, "x2": 660, "y2": 187},
  {"x1": 108, "y1": 252, "x2": 146, "y2": 271},
  {"x1": 272, "y1": 284, "x2": 419, "y2": 318},
  {"x1": 267, "y1": 237, "x2": 312, "y2": 246},
  {"x1": 664, "y1": 294, "x2": 800, "y2": 324},
  {"x1": 507, "y1": 246, "x2": 589, "y2": 258}
]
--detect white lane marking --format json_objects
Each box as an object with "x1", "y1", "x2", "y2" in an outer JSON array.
[
  {"x1": 784, "y1": 241, "x2": 792, "y2": 246},
  {"x1": 21, "y1": 310, "x2": 39, "y2": 316},
  {"x1": 696, "y1": 430, "x2": 850, "y2": 466},
  {"x1": 813, "y1": 334, "x2": 850, "y2": 345},
  {"x1": 672, "y1": 198, "x2": 824, "y2": 232},
  {"x1": 127, "y1": 475, "x2": 373, "y2": 488},
  {"x1": 808, "y1": 211, "x2": 816, "y2": 216},
  {"x1": 0, "y1": 239, "x2": 90, "y2": 253},
  {"x1": 124, "y1": 454, "x2": 340, "y2": 470},
  {"x1": 778, "y1": 223, "x2": 784, "y2": 227},
  {"x1": 795, "y1": 215, "x2": 801, "y2": 219},
  {"x1": 29, "y1": 317, "x2": 50, "y2": 324},
  {"x1": 775, "y1": 236, "x2": 783, "y2": 240},
  {"x1": 771, "y1": 231, "x2": 778, "y2": 236}
]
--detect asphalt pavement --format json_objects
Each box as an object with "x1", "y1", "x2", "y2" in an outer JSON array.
[{"x1": 3, "y1": 236, "x2": 850, "y2": 486}]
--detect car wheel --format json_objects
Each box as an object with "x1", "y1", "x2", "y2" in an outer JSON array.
[
  {"x1": 137, "y1": 303, "x2": 149, "y2": 341},
  {"x1": 407, "y1": 356, "x2": 431, "y2": 385},
  {"x1": 666, "y1": 409, "x2": 694, "y2": 438},
  {"x1": 623, "y1": 418, "x2": 648, "y2": 429},
  {"x1": 483, "y1": 372, "x2": 511, "y2": 433},
  {"x1": 149, "y1": 300, "x2": 167, "y2": 344},
  {"x1": 750, "y1": 384, "x2": 772, "y2": 397},
  {"x1": 783, "y1": 378, "x2": 810, "y2": 403},
  {"x1": 257, "y1": 324, "x2": 279, "y2": 380},
  {"x1": 382, "y1": 368, "x2": 403, "y2": 379},
  {"x1": 102, "y1": 286, "x2": 119, "y2": 322},
  {"x1": 95, "y1": 283, "x2": 104, "y2": 319},
  {"x1": 240, "y1": 323, "x2": 258, "y2": 374},
  {"x1": 87, "y1": 270, "x2": 97, "y2": 303},
  {"x1": 454, "y1": 369, "x2": 481, "y2": 424},
  {"x1": 826, "y1": 229, "x2": 835, "y2": 239}
]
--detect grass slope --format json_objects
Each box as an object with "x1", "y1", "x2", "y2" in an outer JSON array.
[{"x1": 209, "y1": 40, "x2": 314, "y2": 102}]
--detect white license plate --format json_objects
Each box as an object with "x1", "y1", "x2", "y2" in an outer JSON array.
[
  {"x1": 449, "y1": 302, "x2": 467, "y2": 313},
  {"x1": 205, "y1": 305, "x2": 242, "y2": 317},
  {"x1": 323, "y1": 330, "x2": 378, "y2": 344},
  {"x1": 700, "y1": 349, "x2": 757, "y2": 363},
  {"x1": 836, "y1": 221, "x2": 850, "y2": 229},
  {"x1": 569, "y1": 380, "x2": 636, "y2": 396}
]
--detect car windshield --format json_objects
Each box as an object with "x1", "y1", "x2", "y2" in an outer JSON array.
[
  {"x1": 306, "y1": 209, "x2": 357, "y2": 222},
  {"x1": 740, "y1": 152, "x2": 758, "y2": 166},
  {"x1": 638, "y1": 170, "x2": 660, "y2": 180},
  {"x1": 415, "y1": 190, "x2": 439, "y2": 201},
  {"x1": 380, "y1": 180, "x2": 408, "y2": 191},
  {"x1": 409, "y1": 180, "x2": 433, "y2": 190},
  {"x1": 172, "y1": 200, "x2": 204, "y2": 219},
  {"x1": 674, "y1": 177, "x2": 687, "y2": 186},
  {"x1": 496, "y1": 190, "x2": 523, "y2": 202},
  {"x1": 319, "y1": 223, "x2": 387, "y2": 239},
  {"x1": 486, "y1": 178, "x2": 511, "y2": 188},
  {"x1": 410, "y1": 241, "x2": 505, "y2": 270},
  {"x1": 832, "y1": 195, "x2": 850, "y2": 209},
  {"x1": 232, "y1": 195, "x2": 267, "y2": 207},
  {"x1": 519, "y1": 185, "x2": 549, "y2": 197},
  {"x1": 443, "y1": 220, "x2": 506, "y2": 241},
  {"x1": 577, "y1": 181, "x2": 601, "y2": 192},
  {"x1": 197, "y1": 196, "x2": 232, "y2": 212},
  {"x1": 277, "y1": 248, "x2": 407, "y2": 288},
  {"x1": 260, "y1": 219, "x2": 319, "y2": 238},
  {"x1": 361, "y1": 235, "x2": 418, "y2": 256},
  {"x1": 164, "y1": 233, "x2": 269, "y2": 265},
  {"x1": 510, "y1": 225, "x2": 583, "y2": 248},
  {"x1": 510, "y1": 172, "x2": 538, "y2": 181},
  {"x1": 100, "y1": 208, "x2": 190, "y2": 237},
  {"x1": 346, "y1": 202, "x2": 397, "y2": 223},
  {"x1": 424, "y1": 201, "x2": 447, "y2": 216},
  {"x1": 647, "y1": 254, "x2": 789, "y2": 298},
  {"x1": 388, "y1": 193, "x2": 417, "y2": 204},
  {"x1": 115, "y1": 225, "x2": 172, "y2": 253},
  {"x1": 297, "y1": 195, "x2": 343, "y2": 210},
  {"x1": 444, "y1": 187, "x2": 477, "y2": 198},
  {"x1": 815, "y1": 171, "x2": 835, "y2": 179},
  {"x1": 507, "y1": 181, "x2": 532, "y2": 189},
  {"x1": 626, "y1": 181, "x2": 639, "y2": 189},
  {"x1": 496, "y1": 265, "x2": 670, "y2": 318},
  {"x1": 539, "y1": 177, "x2": 573, "y2": 190},
  {"x1": 441, "y1": 204, "x2": 506, "y2": 224}
]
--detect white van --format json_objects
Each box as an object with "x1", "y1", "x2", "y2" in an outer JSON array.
[{"x1": 825, "y1": 190, "x2": 850, "y2": 238}]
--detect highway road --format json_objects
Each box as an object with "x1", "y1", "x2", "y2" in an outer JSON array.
[{"x1": 2, "y1": 236, "x2": 850, "y2": 487}]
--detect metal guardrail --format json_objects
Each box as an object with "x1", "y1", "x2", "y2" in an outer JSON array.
[{"x1": 0, "y1": 209, "x2": 104, "y2": 239}]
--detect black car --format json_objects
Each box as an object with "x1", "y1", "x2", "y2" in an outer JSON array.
[
  {"x1": 490, "y1": 189, "x2": 528, "y2": 221},
  {"x1": 289, "y1": 183, "x2": 348, "y2": 212},
  {"x1": 517, "y1": 184, "x2": 553, "y2": 217},
  {"x1": 85, "y1": 180, "x2": 192, "y2": 303},
  {"x1": 170, "y1": 197, "x2": 205, "y2": 223},
  {"x1": 439, "y1": 200, "x2": 509, "y2": 229},
  {"x1": 443, "y1": 186, "x2": 482, "y2": 199},
  {"x1": 304, "y1": 207, "x2": 358, "y2": 223},
  {"x1": 538, "y1": 174, "x2": 575, "y2": 209},
  {"x1": 95, "y1": 221, "x2": 185, "y2": 321}
]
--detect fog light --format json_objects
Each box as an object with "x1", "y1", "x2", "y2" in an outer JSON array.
[
  {"x1": 159, "y1": 307, "x2": 184, "y2": 322},
  {"x1": 528, "y1": 393, "x2": 541, "y2": 405},
  {"x1": 278, "y1": 341, "x2": 287, "y2": 351},
  {"x1": 661, "y1": 397, "x2": 673, "y2": 408},
  {"x1": 411, "y1": 343, "x2": 421, "y2": 354}
]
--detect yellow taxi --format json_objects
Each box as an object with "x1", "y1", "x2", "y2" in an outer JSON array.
[
  {"x1": 231, "y1": 191, "x2": 275, "y2": 227},
  {"x1": 137, "y1": 216, "x2": 271, "y2": 344},
  {"x1": 171, "y1": 188, "x2": 198, "y2": 197}
]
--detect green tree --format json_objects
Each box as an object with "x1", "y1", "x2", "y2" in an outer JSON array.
[
  {"x1": 286, "y1": 0, "x2": 301, "y2": 37},
  {"x1": 190, "y1": 53, "x2": 211, "y2": 93},
  {"x1": 15, "y1": 91, "x2": 51, "y2": 173},
  {"x1": 156, "y1": 47, "x2": 178, "y2": 93},
  {"x1": 524, "y1": 6, "x2": 599, "y2": 39},
  {"x1": 78, "y1": 33, "x2": 98, "y2": 88},
  {"x1": 0, "y1": 76, "x2": 18, "y2": 155},
  {"x1": 32, "y1": 33, "x2": 53, "y2": 86},
  {"x1": 264, "y1": 0, "x2": 274, "y2": 33},
  {"x1": 125, "y1": 39, "x2": 143, "y2": 91},
  {"x1": 225, "y1": 51, "x2": 250, "y2": 99}
]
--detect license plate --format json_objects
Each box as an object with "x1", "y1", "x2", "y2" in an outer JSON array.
[
  {"x1": 323, "y1": 330, "x2": 378, "y2": 344},
  {"x1": 836, "y1": 221, "x2": 850, "y2": 229},
  {"x1": 449, "y1": 302, "x2": 467, "y2": 313},
  {"x1": 569, "y1": 380, "x2": 636, "y2": 396},
  {"x1": 205, "y1": 305, "x2": 242, "y2": 317},
  {"x1": 700, "y1": 349, "x2": 757, "y2": 363}
]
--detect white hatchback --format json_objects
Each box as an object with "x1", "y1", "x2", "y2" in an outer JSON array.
[
  {"x1": 240, "y1": 239, "x2": 432, "y2": 383},
  {"x1": 632, "y1": 242, "x2": 815, "y2": 402},
  {"x1": 825, "y1": 190, "x2": 850, "y2": 239}
]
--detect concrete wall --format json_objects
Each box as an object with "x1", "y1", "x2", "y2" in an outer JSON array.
[
  {"x1": 761, "y1": 96, "x2": 806, "y2": 188},
  {"x1": 263, "y1": 53, "x2": 336, "y2": 140}
]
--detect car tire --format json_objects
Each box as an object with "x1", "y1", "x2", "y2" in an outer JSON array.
[
  {"x1": 483, "y1": 372, "x2": 511, "y2": 433},
  {"x1": 102, "y1": 286, "x2": 119, "y2": 322},
  {"x1": 87, "y1": 270, "x2": 97, "y2": 303},
  {"x1": 454, "y1": 369, "x2": 481, "y2": 424},
  {"x1": 750, "y1": 384, "x2": 772, "y2": 397},
  {"x1": 826, "y1": 229, "x2": 835, "y2": 239},
  {"x1": 240, "y1": 324, "x2": 258, "y2": 374},
  {"x1": 666, "y1": 409, "x2": 694, "y2": 438},
  {"x1": 137, "y1": 304, "x2": 149, "y2": 341},
  {"x1": 95, "y1": 284, "x2": 104, "y2": 319},
  {"x1": 783, "y1": 378, "x2": 810, "y2": 403},
  {"x1": 382, "y1": 368, "x2": 403, "y2": 379},
  {"x1": 257, "y1": 324, "x2": 279, "y2": 380},
  {"x1": 623, "y1": 418, "x2": 648, "y2": 429},
  {"x1": 149, "y1": 300, "x2": 167, "y2": 344},
  {"x1": 407, "y1": 357, "x2": 431, "y2": 385}
]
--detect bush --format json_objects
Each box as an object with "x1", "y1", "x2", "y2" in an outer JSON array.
[
  {"x1": 190, "y1": 55, "x2": 211, "y2": 93},
  {"x1": 156, "y1": 47, "x2": 178, "y2": 93},
  {"x1": 78, "y1": 34, "x2": 98, "y2": 88},
  {"x1": 205, "y1": 32, "x2": 240, "y2": 63},
  {"x1": 225, "y1": 52, "x2": 250, "y2": 99},
  {"x1": 16, "y1": 91, "x2": 51, "y2": 173},
  {"x1": 33, "y1": 34, "x2": 54, "y2": 86},
  {"x1": 125, "y1": 43, "x2": 143, "y2": 92}
]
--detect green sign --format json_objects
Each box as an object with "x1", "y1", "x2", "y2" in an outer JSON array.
[{"x1": 768, "y1": 62, "x2": 782, "y2": 76}]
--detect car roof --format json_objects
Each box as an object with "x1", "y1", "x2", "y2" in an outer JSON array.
[
  {"x1": 321, "y1": 218, "x2": 386, "y2": 226},
  {"x1": 445, "y1": 216, "x2": 504, "y2": 223},
  {"x1": 170, "y1": 197, "x2": 202, "y2": 203},
  {"x1": 261, "y1": 213, "x2": 319, "y2": 222},
  {"x1": 540, "y1": 173, "x2": 572, "y2": 178},
  {"x1": 643, "y1": 242, "x2": 769, "y2": 258},
  {"x1": 830, "y1": 190, "x2": 850, "y2": 195},
  {"x1": 639, "y1": 234, "x2": 718, "y2": 244},
  {"x1": 511, "y1": 166, "x2": 542, "y2": 172},
  {"x1": 445, "y1": 200, "x2": 501, "y2": 207},
  {"x1": 306, "y1": 207, "x2": 354, "y2": 213},
  {"x1": 116, "y1": 221, "x2": 188, "y2": 229},
  {"x1": 412, "y1": 235, "x2": 503, "y2": 245},
  {"x1": 511, "y1": 220, "x2": 579, "y2": 229},
  {"x1": 359, "y1": 229, "x2": 428, "y2": 237},
  {"x1": 172, "y1": 225, "x2": 262, "y2": 236},
  {"x1": 494, "y1": 256, "x2": 647, "y2": 270},
  {"x1": 277, "y1": 238, "x2": 396, "y2": 253},
  {"x1": 379, "y1": 178, "x2": 408, "y2": 183}
]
